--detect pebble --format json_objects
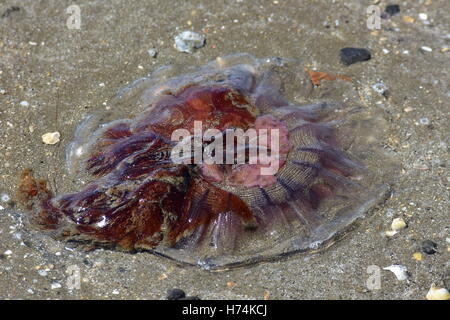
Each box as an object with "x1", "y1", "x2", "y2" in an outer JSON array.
[
  {"x1": 426, "y1": 284, "x2": 450, "y2": 300},
  {"x1": 148, "y1": 48, "x2": 158, "y2": 58},
  {"x1": 166, "y1": 288, "x2": 186, "y2": 300},
  {"x1": 385, "y1": 230, "x2": 398, "y2": 237},
  {"x1": 42, "y1": 131, "x2": 60, "y2": 145},
  {"x1": 1, "y1": 193, "x2": 11, "y2": 203},
  {"x1": 4, "y1": 250, "x2": 12, "y2": 255},
  {"x1": 339, "y1": 47, "x2": 371, "y2": 66},
  {"x1": 418, "y1": 13, "x2": 428, "y2": 21},
  {"x1": 166, "y1": 288, "x2": 200, "y2": 300},
  {"x1": 38, "y1": 269, "x2": 48, "y2": 276},
  {"x1": 420, "y1": 46, "x2": 433, "y2": 52},
  {"x1": 403, "y1": 16, "x2": 415, "y2": 23},
  {"x1": 174, "y1": 31, "x2": 205, "y2": 53},
  {"x1": 372, "y1": 82, "x2": 389, "y2": 97},
  {"x1": 51, "y1": 282, "x2": 62, "y2": 290},
  {"x1": 383, "y1": 264, "x2": 408, "y2": 281},
  {"x1": 421, "y1": 240, "x2": 437, "y2": 254},
  {"x1": 412, "y1": 252, "x2": 423, "y2": 261},
  {"x1": 112, "y1": 289, "x2": 120, "y2": 295},
  {"x1": 403, "y1": 106, "x2": 414, "y2": 113},
  {"x1": 385, "y1": 5, "x2": 400, "y2": 16},
  {"x1": 19, "y1": 101, "x2": 29, "y2": 107},
  {"x1": 419, "y1": 117, "x2": 430, "y2": 125},
  {"x1": 391, "y1": 217, "x2": 407, "y2": 231}
]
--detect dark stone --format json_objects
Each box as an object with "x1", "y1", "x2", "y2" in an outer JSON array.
[
  {"x1": 385, "y1": 5, "x2": 400, "y2": 16},
  {"x1": 421, "y1": 240, "x2": 438, "y2": 254},
  {"x1": 166, "y1": 288, "x2": 186, "y2": 300},
  {"x1": 339, "y1": 47, "x2": 372, "y2": 66},
  {"x1": 82, "y1": 258, "x2": 92, "y2": 266},
  {"x1": 1, "y1": 6, "x2": 20, "y2": 18}
]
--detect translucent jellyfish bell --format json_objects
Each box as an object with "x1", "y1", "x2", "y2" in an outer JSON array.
[{"x1": 20, "y1": 54, "x2": 396, "y2": 270}]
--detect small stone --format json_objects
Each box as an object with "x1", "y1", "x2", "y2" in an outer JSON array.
[
  {"x1": 339, "y1": 47, "x2": 371, "y2": 66},
  {"x1": 372, "y1": 82, "x2": 389, "y2": 97},
  {"x1": 391, "y1": 217, "x2": 407, "y2": 231},
  {"x1": 421, "y1": 240, "x2": 437, "y2": 254},
  {"x1": 174, "y1": 31, "x2": 205, "y2": 53},
  {"x1": 385, "y1": 5, "x2": 400, "y2": 16},
  {"x1": 402, "y1": 16, "x2": 415, "y2": 23},
  {"x1": 51, "y1": 282, "x2": 62, "y2": 290},
  {"x1": 20, "y1": 101, "x2": 29, "y2": 107},
  {"x1": 426, "y1": 284, "x2": 450, "y2": 300},
  {"x1": 383, "y1": 264, "x2": 408, "y2": 281},
  {"x1": 419, "y1": 117, "x2": 430, "y2": 125},
  {"x1": 42, "y1": 132, "x2": 60, "y2": 145},
  {"x1": 420, "y1": 46, "x2": 432, "y2": 53},
  {"x1": 385, "y1": 230, "x2": 398, "y2": 237},
  {"x1": 418, "y1": 13, "x2": 428, "y2": 20},
  {"x1": 4, "y1": 250, "x2": 12, "y2": 255},
  {"x1": 403, "y1": 107, "x2": 414, "y2": 113},
  {"x1": 148, "y1": 48, "x2": 158, "y2": 58},
  {"x1": 112, "y1": 289, "x2": 120, "y2": 295},
  {"x1": 38, "y1": 269, "x2": 48, "y2": 276},
  {"x1": 1, "y1": 193, "x2": 11, "y2": 203},
  {"x1": 167, "y1": 288, "x2": 186, "y2": 300},
  {"x1": 412, "y1": 252, "x2": 423, "y2": 261}
]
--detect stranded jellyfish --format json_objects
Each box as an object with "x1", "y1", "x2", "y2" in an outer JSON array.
[{"x1": 19, "y1": 54, "x2": 392, "y2": 270}]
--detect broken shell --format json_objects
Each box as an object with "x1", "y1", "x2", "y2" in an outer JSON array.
[
  {"x1": 391, "y1": 217, "x2": 407, "y2": 231},
  {"x1": 174, "y1": 31, "x2": 205, "y2": 53},
  {"x1": 385, "y1": 230, "x2": 398, "y2": 237},
  {"x1": 426, "y1": 284, "x2": 450, "y2": 300},
  {"x1": 383, "y1": 264, "x2": 408, "y2": 281},
  {"x1": 42, "y1": 132, "x2": 60, "y2": 145}
]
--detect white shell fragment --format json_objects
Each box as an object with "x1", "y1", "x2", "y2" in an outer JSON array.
[
  {"x1": 418, "y1": 13, "x2": 428, "y2": 21},
  {"x1": 385, "y1": 217, "x2": 407, "y2": 236},
  {"x1": 174, "y1": 31, "x2": 205, "y2": 53},
  {"x1": 391, "y1": 217, "x2": 407, "y2": 231},
  {"x1": 383, "y1": 264, "x2": 409, "y2": 281},
  {"x1": 385, "y1": 230, "x2": 397, "y2": 237},
  {"x1": 42, "y1": 131, "x2": 61, "y2": 145},
  {"x1": 426, "y1": 284, "x2": 450, "y2": 300}
]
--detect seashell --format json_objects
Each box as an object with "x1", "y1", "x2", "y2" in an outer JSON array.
[
  {"x1": 383, "y1": 264, "x2": 409, "y2": 281},
  {"x1": 426, "y1": 284, "x2": 450, "y2": 300},
  {"x1": 42, "y1": 132, "x2": 60, "y2": 145},
  {"x1": 391, "y1": 217, "x2": 407, "y2": 231}
]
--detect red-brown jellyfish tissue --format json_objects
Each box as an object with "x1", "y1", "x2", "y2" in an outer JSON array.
[{"x1": 19, "y1": 54, "x2": 392, "y2": 269}]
